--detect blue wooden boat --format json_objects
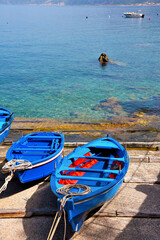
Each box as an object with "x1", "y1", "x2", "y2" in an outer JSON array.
[
  {"x1": 0, "y1": 107, "x2": 14, "y2": 144},
  {"x1": 6, "y1": 132, "x2": 64, "y2": 183},
  {"x1": 50, "y1": 135, "x2": 129, "y2": 232}
]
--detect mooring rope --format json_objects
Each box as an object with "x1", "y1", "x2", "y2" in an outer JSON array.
[
  {"x1": 0, "y1": 159, "x2": 32, "y2": 194},
  {"x1": 47, "y1": 184, "x2": 91, "y2": 240},
  {"x1": 2, "y1": 159, "x2": 32, "y2": 174},
  {"x1": 56, "y1": 184, "x2": 92, "y2": 196},
  {"x1": 0, "y1": 171, "x2": 14, "y2": 194}
]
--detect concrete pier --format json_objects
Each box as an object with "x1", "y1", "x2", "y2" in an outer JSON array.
[{"x1": 0, "y1": 139, "x2": 160, "y2": 240}]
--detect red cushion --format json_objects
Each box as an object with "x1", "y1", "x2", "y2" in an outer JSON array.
[{"x1": 59, "y1": 152, "x2": 98, "y2": 185}]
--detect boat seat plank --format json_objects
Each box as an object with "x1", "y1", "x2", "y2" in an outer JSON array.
[
  {"x1": 52, "y1": 139, "x2": 59, "y2": 150},
  {"x1": 12, "y1": 152, "x2": 51, "y2": 155},
  {"x1": 0, "y1": 113, "x2": 9, "y2": 116},
  {"x1": 57, "y1": 174, "x2": 114, "y2": 182},
  {"x1": 71, "y1": 156, "x2": 125, "y2": 162},
  {"x1": 108, "y1": 157, "x2": 114, "y2": 170},
  {"x1": 19, "y1": 146, "x2": 51, "y2": 149},
  {"x1": 28, "y1": 136, "x2": 61, "y2": 139},
  {"x1": 13, "y1": 148, "x2": 52, "y2": 152},
  {"x1": 51, "y1": 140, "x2": 55, "y2": 150},
  {"x1": 60, "y1": 167, "x2": 119, "y2": 174}
]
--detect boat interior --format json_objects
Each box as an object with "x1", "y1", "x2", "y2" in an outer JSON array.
[
  {"x1": 10, "y1": 135, "x2": 62, "y2": 163},
  {"x1": 58, "y1": 146, "x2": 125, "y2": 188}
]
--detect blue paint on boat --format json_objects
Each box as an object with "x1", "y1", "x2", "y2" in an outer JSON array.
[
  {"x1": 6, "y1": 132, "x2": 64, "y2": 183},
  {"x1": 50, "y1": 135, "x2": 129, "y2": 231},
  {"x1": 0, "y1": 107, "x2": 14, "y2": 144}
]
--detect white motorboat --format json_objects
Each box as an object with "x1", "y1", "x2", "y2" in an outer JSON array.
[{"x1": 124, "y1": 12, "x2": 144, "y2": 18}]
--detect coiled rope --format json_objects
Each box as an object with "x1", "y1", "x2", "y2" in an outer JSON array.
[
  {"x1": 56, "y1": 183, "x2": 92, "y2": 196},
  {"x1": 47, "y1": 184, "x2": 91, "y2": 240},
  {"x1": 0, "y1": 159, "x2": 32, "y2": 194}
]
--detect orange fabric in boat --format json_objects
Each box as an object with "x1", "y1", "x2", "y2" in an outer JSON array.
[{"x1": 59, "y1": 152, "x2": 98, "y2": 185}]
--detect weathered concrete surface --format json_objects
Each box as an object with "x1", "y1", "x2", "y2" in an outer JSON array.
[
  {"x1": 0, "y1": 162, "x2": 159, "y2": 213},
  {"x1": 72, "y1": 217, "x2": 160, "y2": 240},
  {"x1": 0, "y1": 217, "x2": 74, "y2": 240},
  {"x1": 0, "y1": 146, "x2": 10, "y2": 161},
  {"x1": 0, "y1": 181, "x2": 57, "y2": 212},
  {"x1": 1, "y1": 145, "x2": 160, "y2": 164},
  {"x1": 0, "y1": 217, "x2": 160, "y2": 240},
  {"x1": 0, "y1": 182, "x2": 159, "y2": 218},
  {"x1": 0, "y1": 142, "x2": 160, "y2": 240},
  {"x1": 100, "y1": 182, "x2": 160, "y2": 215},
  {"x1": 124, "y1": 163, "x2": 160, "y2": 183}
]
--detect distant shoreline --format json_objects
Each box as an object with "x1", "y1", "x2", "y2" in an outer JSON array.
[{"x1": 0, "y1": 3, "x2": 160, "y2": 6}]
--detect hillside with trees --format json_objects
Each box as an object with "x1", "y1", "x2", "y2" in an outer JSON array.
[{"x1": 0, "y1": 0, "x2": 159, "y2": 5}]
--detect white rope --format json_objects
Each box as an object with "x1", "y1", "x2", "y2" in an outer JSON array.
[
  {"x1": 47, "y1": 195, "x2": 70, "y2": 240},
  {"x1": 47, "y1": 211, "x2": 60, "y2": 240},
  {"x1": 56, "y1": 184, "x2": 92, "y2": 196},
  {"x1": 47, "y1": 184, "x2": 91, "y2": 240},
  {"x1": 0, "y1": 172, "x2": 14, "y2": 194},
  {"x1": 0, "y1": 159, "x2": 32, "y2": 194},
  {"x1": 63, "y1": 208, "x2": 66, "y2": 240},
  {"x1": 2, "y1": 159, "x2": 32, "y2": 174}
]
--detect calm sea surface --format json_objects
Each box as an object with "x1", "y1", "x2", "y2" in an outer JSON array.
[{"x1": 0, "y1": 5, "x2": 160, "y2": 122}]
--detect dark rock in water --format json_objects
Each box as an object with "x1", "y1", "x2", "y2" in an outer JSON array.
[
  {"x1": 69, "y1": 111, "x2": 79, "y2": 118},
  {"x1": 93, "y1": 97, "x2": 126, "y2": 116},
  {"x1": 122, "y1": 94, "x2": 160, "y2": 116},
  {"x1": 93, "y1": 97, "x2": 119, "y2": 110},
  {"x1": 98, "y1": 53, "x2": 109, "y2": 63}
]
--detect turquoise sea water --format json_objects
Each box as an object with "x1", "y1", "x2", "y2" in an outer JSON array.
[{"x1": 0, "y1": 5, "x2": 160, "y2": 122}]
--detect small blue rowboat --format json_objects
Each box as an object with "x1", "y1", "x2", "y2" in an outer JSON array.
[
  {"x1": 6, "y1": 132, "x2": 64, "y2": 183},
  {"x1": 50, "y1": 135, "x2": 129, "y2": 232},
  {"x1": 0, "y1": 107, "x2": 14, "y2": 144}
]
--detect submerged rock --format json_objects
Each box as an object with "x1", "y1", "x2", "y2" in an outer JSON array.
[
  {"x1": 93, "y1": 97, "x2": 126, "y2": 117},
  {"x1": 93, "y1": 97, "x2": 119, "y2": 110}
]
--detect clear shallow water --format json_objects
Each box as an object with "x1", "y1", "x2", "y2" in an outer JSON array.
[{"x1": 0, "y1": 5, "x2": 160, "y2": 122}]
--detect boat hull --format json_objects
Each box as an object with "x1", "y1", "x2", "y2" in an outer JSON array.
[
  {"x1": 124, "y1": 13, "x2": 144, "y2": 18},
  {"x1": 52, "y1": 176, "x2": 123, "y2": 231},
  {"x1": 70, "y1": 179, "x2": 123, "y2": 231},
  {"x1": 0, "y1": 107, "x2": 14, "y2": 144},
  {"x1": 50, "y1": 135, "x2": 129, "y2": 231},
  {"x1": 15, "y1": 150, "x2": 63, "y2": 183},
  {"x1": 0, "y1": 125, "x2": 11, "y2": 144}
]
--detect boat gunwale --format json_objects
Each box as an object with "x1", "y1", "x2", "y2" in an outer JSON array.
[
  {"x1": 0, "y1": 125, "x2": 10, "y2": 135},
  {"x1": 27, "y1": 148, "x2": 63, "y2": 169},
  {"x1": 52, "y1": 136, "x2": 129, "y2": 205},
  {"x1": 74, "y1": 174, "x2": 125, "y2": 205},
  {"x1": 6, "y1": 132, "x2": 65, "y2": 166}
]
